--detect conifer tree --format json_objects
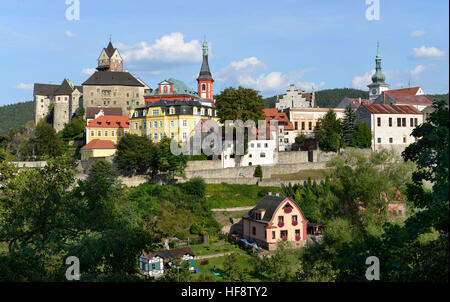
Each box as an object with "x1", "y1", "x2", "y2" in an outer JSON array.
[{"x1": 341, "y1": 104, "x2": 356, "y2": 147}]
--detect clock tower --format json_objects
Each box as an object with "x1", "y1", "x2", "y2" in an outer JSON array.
[
  {"x1": 197, "y1": 38, "x2": 214, "y2": 104},
  {"x1": 368, "y1": 42, "x2": 389, "y2": 100}
]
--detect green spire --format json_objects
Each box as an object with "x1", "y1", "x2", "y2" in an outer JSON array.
[
  {"x1": 372, "y1": 41, "x2": 386, "y2": 84},
  {"x1": 202, "y1": 36, "x2": 208, "y2": 57}
]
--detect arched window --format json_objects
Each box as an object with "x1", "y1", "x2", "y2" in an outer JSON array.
[
  {"x1": 163, "y1": 86, "x2": 168, "y2": 93},
  {"x1": 202, "y1": 84, "x2": 206, "y2": 91}
]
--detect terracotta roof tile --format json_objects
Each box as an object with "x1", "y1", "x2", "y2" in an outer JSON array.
[
  {"x1": 87, "y1": 115, "x2": 130, "y2": 129},
  {"x1": 385, "y1": 92, "x2": 433, "y2": 105},
  {"x1": 81, "y1": 139, "x2": 116, "y2": 150},
  {"x1": 361, "y1": 104, "x2": 422, "y2": 114},
  {"x1": 386, "y1": 87, "x2": 421, "y2": 95}
]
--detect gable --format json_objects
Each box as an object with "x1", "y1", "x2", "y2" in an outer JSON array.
[
  {"x1": 268, "y1": 198, "x2": 307, "y2": 226},
  {"x1": 98, "y1": 49, "x2": 109, "y2": 61}
]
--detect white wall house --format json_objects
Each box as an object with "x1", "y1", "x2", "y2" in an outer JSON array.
[
  {"x1": 139, "y1": 248, "x2": 195, "y2": 278},
  {"x1": 138, "y1": 253, "x2": 165, "y2": 278},
  {"x1": 221, "y1": 138, "x2": 278, "y2": 168},
  {"x1": 356, "y1": 104, "x2": 424, "y2": 153}
]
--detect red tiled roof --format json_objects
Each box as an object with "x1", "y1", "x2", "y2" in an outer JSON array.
[
  {"x1": 81, "y1": 139, "x2": 116, "y2": 150},
  {"x1": 302, "y1": 92, "x2": 313, "y2": 101},
  {"x1": 347, "y1": 98, "x2": 374, "y2": 107},
  {"x1": 362, "y1": 104, "x2": 422, "y2": 114},
  {"x1": 385, "y1": 92, "x2": 433, "y2": 105},
  {"x1": 263, "y1": 108, "x2": 294, "y2": 130},
  {"x1": 386, "y1": 87, "x2": 421, "y2": 95},
  {"x1": 87, "y1": 115, "x2": 130, "y2": 129}
]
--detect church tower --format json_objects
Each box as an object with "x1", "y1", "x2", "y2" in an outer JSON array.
[
  {"x1": 197, "y1": 38, "x2": 214, "y2": 103},
  {"x1": 368, "y1": 42, "x2": 390, "y2": 100}
]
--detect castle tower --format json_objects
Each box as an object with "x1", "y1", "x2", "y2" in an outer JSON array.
[
  {"x1": 53, "y1": 79, "x2": 73, "y2": 132},
  {"x1": 368, "y1": 42, "x2": 390, "y2": 100},
  {"x1": 97, "y1": 41, "x2": 123, "y2": 72},
  {"x1": 197, "y1": 38, "x2": 214, "y2": 103}
]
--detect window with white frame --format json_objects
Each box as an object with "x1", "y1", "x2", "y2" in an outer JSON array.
[
  {"x1": 182, "y1": 120, "x2": 188, "y2": 128},
  {"x1": 154, "y1": 121, "x2": 158, "y2": 128}
]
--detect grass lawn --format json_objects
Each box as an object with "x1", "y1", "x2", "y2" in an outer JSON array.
[
  {"x1": 205, "y1": 183, "x2": 283, "y2": 208},
  {"x1": 189, "y1": 241, "x2": 244, "y2": 256},
  {"x1": 270, "y1": 169, "x2": 332, "y2": 181},
  {"x1": 193, "y1": 252, "x2": 261, "y2": 282}
]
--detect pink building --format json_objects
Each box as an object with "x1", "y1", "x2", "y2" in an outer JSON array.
[{"x1": 242, "y1": 194, "x2": 308, "y2": 250}]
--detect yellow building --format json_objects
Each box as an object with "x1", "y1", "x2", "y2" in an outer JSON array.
[
  {"x1": 86, "y1": 115, "x2": 130, "y2": 144},
  {"x1": 129, "y1": 100, "x2": 219, "y2": 144},
  {"x1": 80, "y1": 139, "x2": 117, "y2": 160}
]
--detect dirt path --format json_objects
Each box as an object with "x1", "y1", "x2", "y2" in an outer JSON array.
[
  {"x1": 196, "y1": 252, "x2": 237, "y2": 260},
  {"x1": 211, "y1": 206, "x2": 254, "y2": 212}
]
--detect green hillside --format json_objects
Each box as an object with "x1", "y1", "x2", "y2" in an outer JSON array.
[
  {"x1": 427, "y1": 93, "x2": 449, "y2": 104},
  {"x1": 0, "y1": 101, "x2": 34, "y2": 135},
  {"x1": 264, "y1": 88, "x2": 368, "y2": 108}
]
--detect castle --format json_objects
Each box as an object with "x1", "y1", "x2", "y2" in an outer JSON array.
[{"x1": 34, "y1": 41, "x2": 151, "y2": 132}]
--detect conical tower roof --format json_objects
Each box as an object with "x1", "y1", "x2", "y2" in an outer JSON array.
[{"x1": 198, "y1": 38, "x2": 212, "y2": 80}]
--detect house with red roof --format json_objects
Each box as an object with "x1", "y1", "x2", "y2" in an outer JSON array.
[
  {"x1": 263, "y1": 108, "x2": 296, "y2": 151},
  {"x1": 373, "y1": 90, "x2": 433, "y2": 111},
  {"x1": 86, "y1": 115, "x2": 130, "y2": 145},
  {"x1": 356, "y1": 103, "x2": 423, "y2": 152},
  {"x1": 80, "y1": 139, "x2": 117, "y2": 161}
]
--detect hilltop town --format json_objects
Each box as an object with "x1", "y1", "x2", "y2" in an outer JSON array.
[{"x1": 0, "y1": 36, "x2": 448, "y2": 283}]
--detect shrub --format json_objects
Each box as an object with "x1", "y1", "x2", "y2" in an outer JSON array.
[
  {"x1": 254, "y1": 165, "x2": 263, "y2": 178},
  {"x1": 181, "y1": 177, "x2": 206, "y2": 198}
]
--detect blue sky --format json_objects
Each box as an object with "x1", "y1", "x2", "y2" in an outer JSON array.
[{"x1": 0, "y1": 0, "x2": 448, "y2": 106}]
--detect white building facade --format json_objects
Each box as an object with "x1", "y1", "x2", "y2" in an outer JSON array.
[{"x1": 356, "y1": 104, "x2": 423, "y2": 152}]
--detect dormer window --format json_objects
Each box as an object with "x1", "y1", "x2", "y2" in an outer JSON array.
[{"x1": 163, "y1": 86, "x2": 168, "y2": 93}]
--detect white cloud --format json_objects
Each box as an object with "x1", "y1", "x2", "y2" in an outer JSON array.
[
  {"x1": 81, "y1": 68, "x2": 96, "y2": 76},
  {"x1": 412, "y1": 46, "x2": 445, "y2": 60},
  {"x1": 65, "y1": 30, "x2": 75, "y2": 38},
  {"x1": 410, "y1": 64, "x2": 428, "y2": 78},
  {"x1": 118, "y1": 32, "x2": 203, "y2": 65},
  {"x1": 409, "y1": 30, "x2": 426, "y2": 38},
  {"x1": 215, "y1": 57, "x2": 323, "y2": 95},
  {"x1": 15, "y1": 83, "x2": 33, "y2": 90},
  {"x1": 352, "y1": 69, "x2": 375, "y2": 90}
]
